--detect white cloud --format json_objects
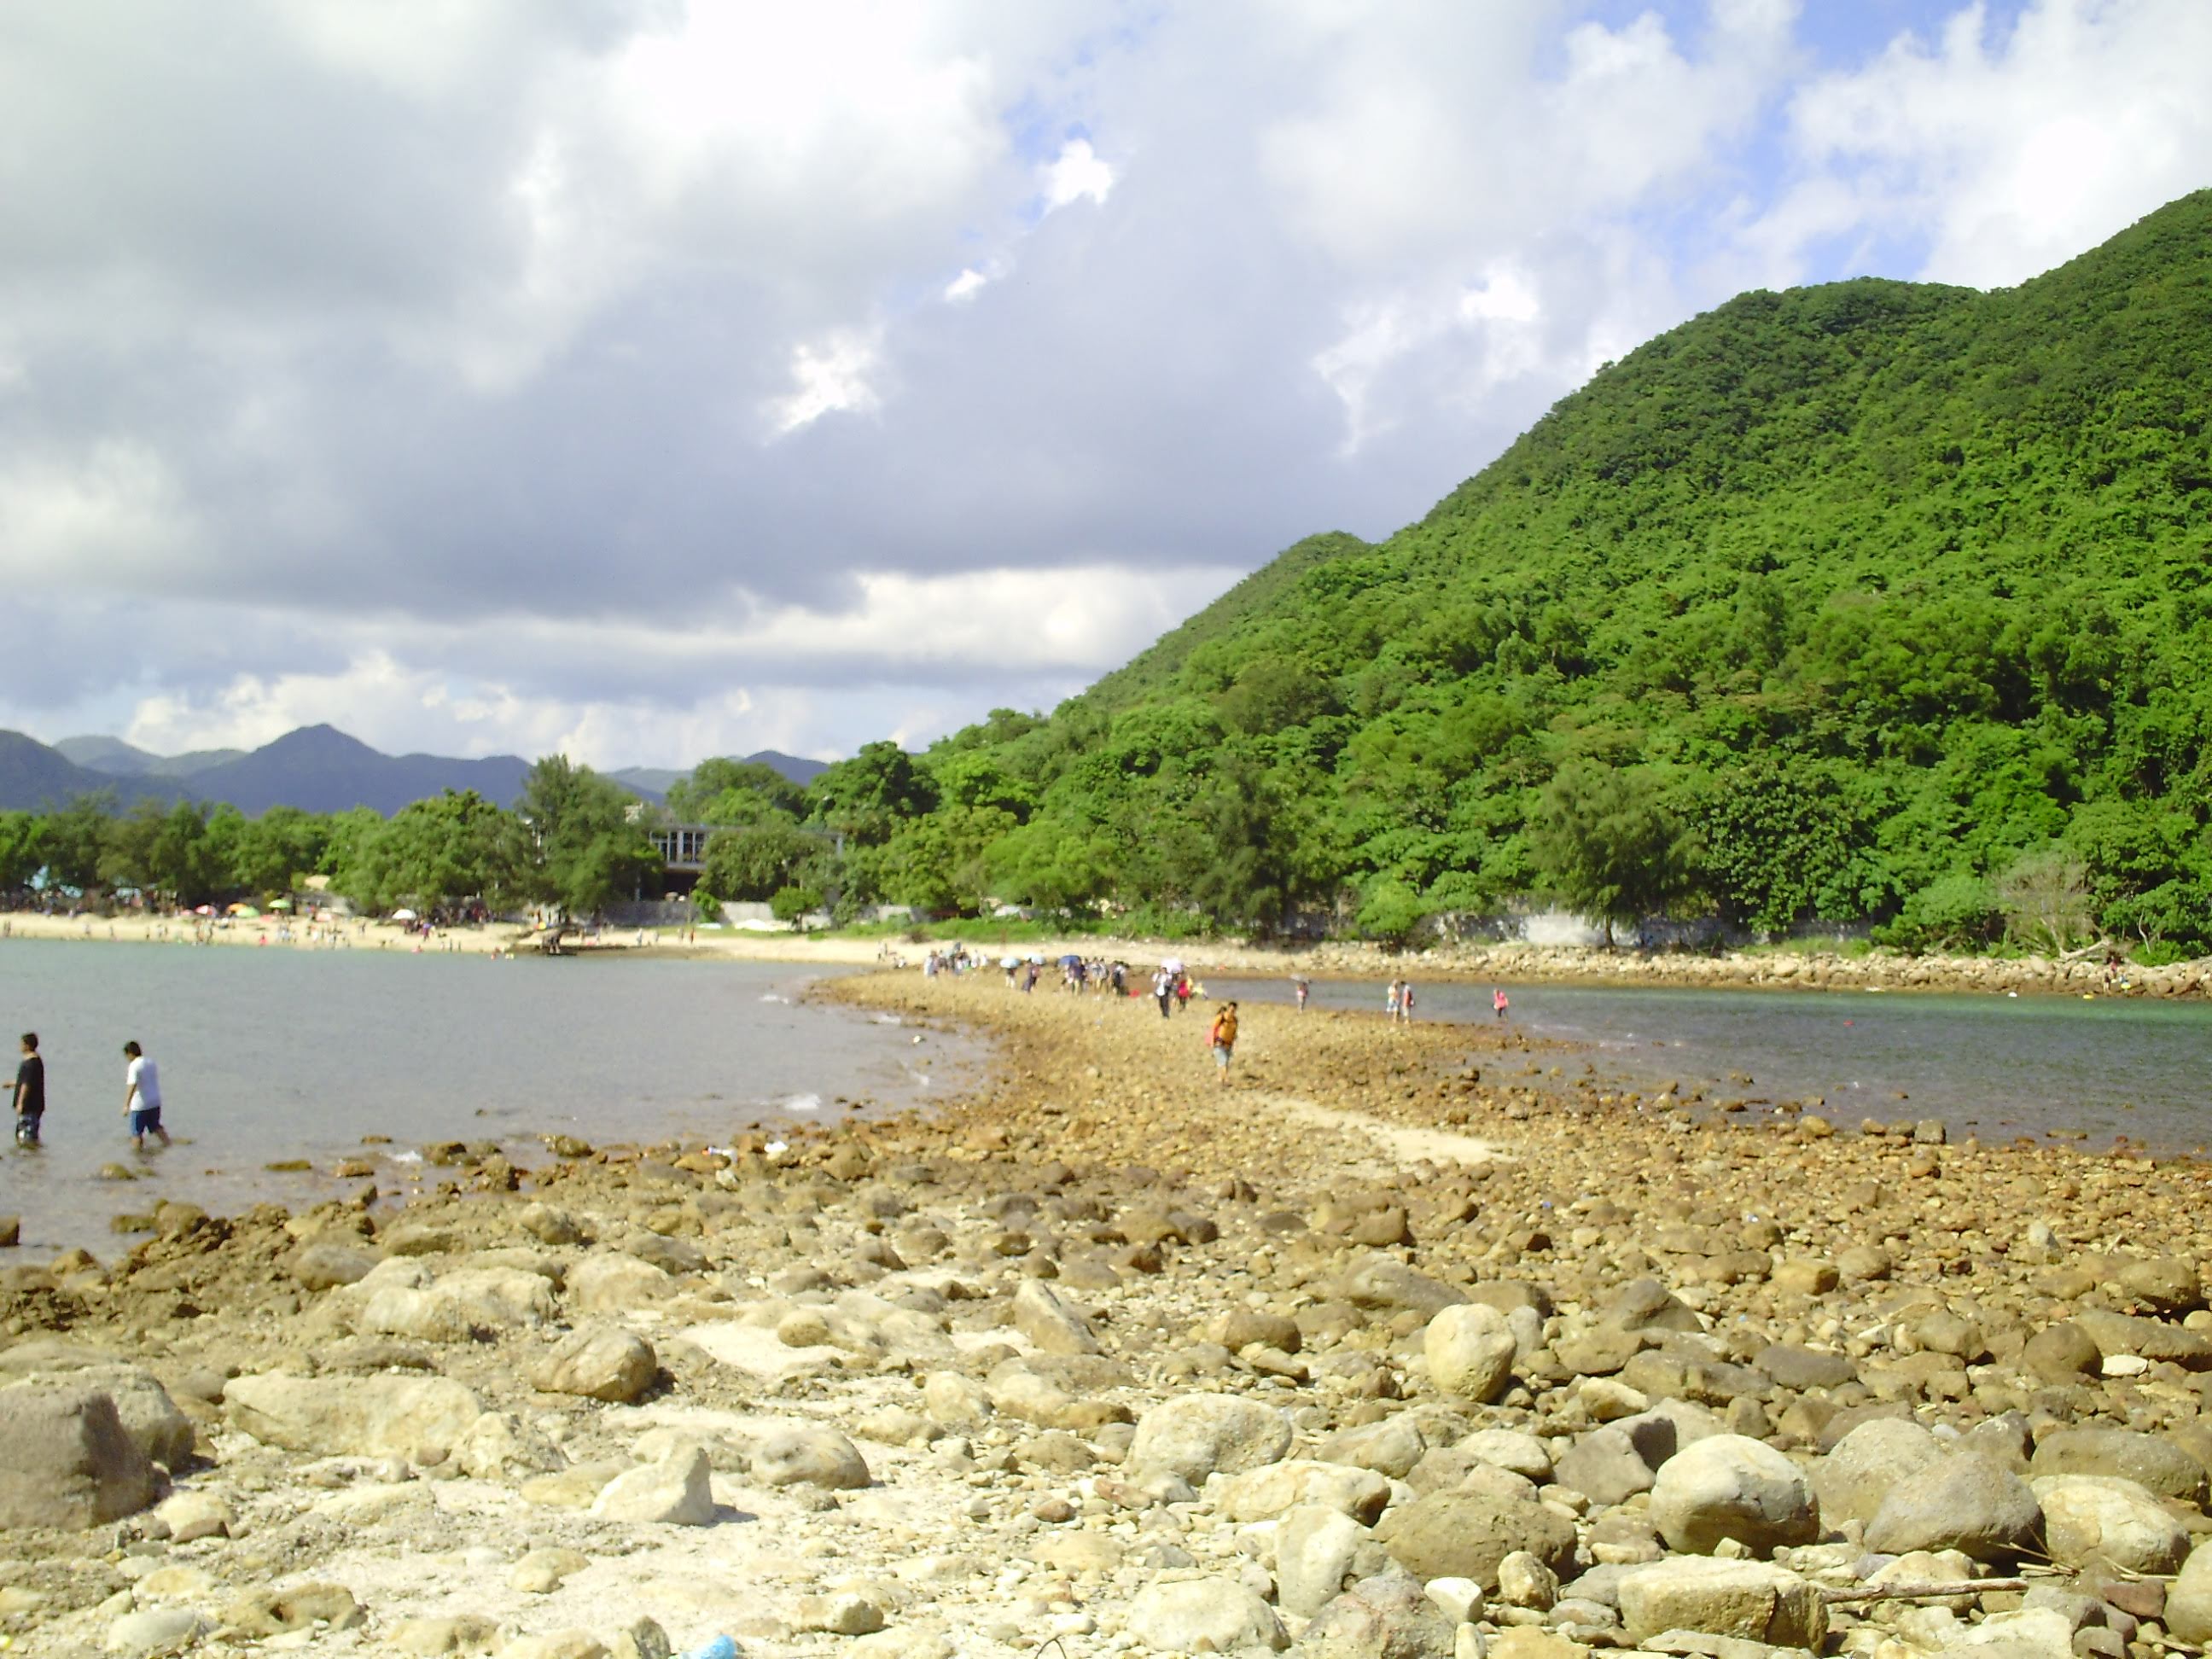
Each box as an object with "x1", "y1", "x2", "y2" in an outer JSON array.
[
  {"x1": 1041, "y1": 137, "x2": 1115, "y2": 210},
  {"x1": 767, "y1": 324, "x2": 888, "y2": 435},
  {"x1": 1762, "y1": 0, "x2": 2212, "y2": 288},
  {"x1": 2, "y1": 1, "x2": 2208, "y2": 768}
]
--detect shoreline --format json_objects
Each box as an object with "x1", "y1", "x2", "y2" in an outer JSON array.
[
  {"x1": 7, "y1": 973, "x2": 2212, "y2": 1655},
  {"x1": 6, "y1": 906, "x2": 2206, "y2": 1001}
]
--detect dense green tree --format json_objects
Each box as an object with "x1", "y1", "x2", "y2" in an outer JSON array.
[
  {"x1": 808, "y1": 742, "x2": 938, "y2": 846},
  {"x1": 1529, "y1": 763, "x2": 1700, "y2": 946},
  {"x1": 515, "y1": 757, "x2": 662, "y2": 917},
  {"x1": 696, "y1": 818, "x2": 820, "y2": 904},
  {"x1": 36, "y1": 794, "x2": 114, "y2": 893},
  {"x1": 338, "y1": 789, "x2": 521, "y2": 913},
  {"x1": 666, "y1": 758, "x2": 807, "y2": 824}
]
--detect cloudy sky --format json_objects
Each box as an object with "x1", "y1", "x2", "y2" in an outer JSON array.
[{"x1": 3, "y1": 0, "x2": 2209, "y2": 767}]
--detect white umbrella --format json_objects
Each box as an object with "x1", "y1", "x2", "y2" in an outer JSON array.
[{"x1": 391, "y1": 908, "x2": 418, "y2": 922}]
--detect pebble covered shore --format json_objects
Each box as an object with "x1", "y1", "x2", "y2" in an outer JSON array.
[{"x1": 5, "y1": 972, "x2": 2212, "y2": 1659}]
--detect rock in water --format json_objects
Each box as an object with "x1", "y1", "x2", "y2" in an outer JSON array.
[
  {"x1": 224, "y1": 1372, "x2": 483, "y2": 1464},
  {"x1": 1424, "y1": 1303, "x2": 1519, "y2": 1405},
  {"x1": 591, "y1": 1445, "x2": 714, "y2": 1525},
  {"x1": 1864, "y1": 1453, "x2": 2043, "y2": 1561},
  {"x1": 1126, "y1": 1576, "x2": 1287, "y2": 1653},
  {"x1": 1128, "y1": 1392, "x2": 1292, "y2": 1481},
  {"x1": 532, "y1": 1327, "x2": 658, "y2": 1403},
  {"x1": 1650, "y1": 1433, "x2": 1819, "y2": 1555},
  {"x1": 1616, "y1": 1558, "x2": 1826, "y2": 1648},
  {"x1": 0, "y1": 1385, "x2": 155, "y2": 1528}
]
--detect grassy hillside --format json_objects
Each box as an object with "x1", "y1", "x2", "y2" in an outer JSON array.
[{"x1": 860, "y1": 193, "x2": 2212, "y2": 953}]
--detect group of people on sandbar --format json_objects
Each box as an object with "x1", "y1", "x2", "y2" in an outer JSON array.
[{"x1": 11, "y1": 1035, "x2": 172, "y2": 1151}]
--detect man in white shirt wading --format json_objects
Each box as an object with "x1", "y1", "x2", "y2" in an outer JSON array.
[{"x1": 123, "y1": 1040, "x2": 172, "y2": 1150}]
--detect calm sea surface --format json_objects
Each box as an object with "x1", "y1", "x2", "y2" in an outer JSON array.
[
  {"x1": 0, "y1": 942, "x2": 982, "y2": 1254},
  {"x1": 1210, "y1": 974, "x2": 2212, "y2": 1153}
]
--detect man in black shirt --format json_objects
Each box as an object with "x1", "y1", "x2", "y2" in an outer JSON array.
[{"x1": 13, "y1": 1032, "x2": 44, "y2": 1146}]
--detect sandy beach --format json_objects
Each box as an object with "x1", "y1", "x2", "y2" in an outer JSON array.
[
  {"x1": 5, "y1": 969, "x2": 2212, "y2": 1656},
  {"x1": 7, "y1": 905, "x2": 2209, "y2": 1000}
]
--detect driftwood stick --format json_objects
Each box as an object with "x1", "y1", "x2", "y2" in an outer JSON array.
[{"x1": 1821, "y1": 1578, "x2": 2032, "y2": 1605}]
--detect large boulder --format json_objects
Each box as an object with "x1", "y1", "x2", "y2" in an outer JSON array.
[
  {"x1": 1012, "y1": 1280, "x2": 1101, "y2": 1356},
  {"x1": 532, "y1": 1328, "x2": 657, "y2": 1403},
  {"x1": 2168, "y1": 1540, "x2": 2212, "y2": 1645},
  {"x1": 1301, "y1": 1572, "x2": 1458, "y2": 1658},
  {"x1": 1554, "y1": 1425, "x2": 1656, "y2": 1505},
  {"x1": 2029, "y1": 1475, "x2": 2191, "y2": 1575},
  {"x1": 1218, "y1": 1458, "x2": 1390, "y2": 1525},
  {"x1": 1812, "y1": 1417, "x2": 1945, "y2": 1527},
  {"x1": 568, "y1": 1252, "x2": 675, "y2": 1313},
  {"x1": 1316, "y1": 1415, "x2": 1428, "y2": 1481},
  {"x1": 1616, "y1": 1558, "x2": 1826, "y2": 1649},
  {"x1": 224, "y1": 1373, "x2": 483, "y2": 1464},
  {"x1": 1335, "y1": 1254, "x2": 1468, "y2": 1318},
  {"x1": 3, "y1": 1366, "x2": 192, "y2": 1470},
  {"x1": 1650, "y1": 1434, "x2": 1819, "y2": 1555},
  {"x1": 1129, "y1": 1393, "x2": 1291, "y2": 1482},
  {"x1": 1277, "y1": 1505, "x2": 1388, "y2": 1619},
  {"x1": 748, "y1": 1423, "x2": 870, "y2": 1489},
  {"x1": 1864, "y1": 1453, "x2": 2042, "y2": 1561},
  {"x1": 1126, "y1": 1576, "x2": 1287, "y2": 1654},
  {"x1": 2071, "y1": 1307, "x2": 2212, "y2": 1370},
  {"x1": 2029, "y1": 1425, "x2": 2208, "y2": 1504},
  {"x1": 1376, "y1": 1489, "x2": 1577, "y2": 1590},
  {"x1": 591, "y1": 1445, "x2": 714, "y2": 1525},
  {"x1": 0, "y1": 1385, "x2": 156, "y2": 1528},
  {"x1": 360, "y1": 1266, "x2": 556, "y2": 1342},
  {"x1": 1424, "y1": 1305, "x2": 1518, "y2": 1406}
]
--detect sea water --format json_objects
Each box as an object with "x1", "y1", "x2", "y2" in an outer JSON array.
[
  {"x1": 1211, "y1": 975, "x2": 2212, "y2": 1153},
  {"x1": 0, "y1": 942, "x2": 981, "y2": 1253}
]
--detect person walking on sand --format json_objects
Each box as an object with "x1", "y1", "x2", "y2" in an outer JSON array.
[
  {"x1": 1292, "y1": 975, "x2": 1310, "y2": 1012},
  {"x1": 1386, "y1": 979, "x2": 1402, "y2": 1021},
  {"x1": 122, "y1": 1040, "x2": 171, "y2": 1150},
  {"x1": 1207, "y1": 1001, "x2": 1239, "y2": 1087},
  {"x1": 1152, "y1": 969, "x2": 1173, "y2": 1020},
  {"x1": 12, "y1": 1032, "x2": 43, "y2": 1147},
  {"x1": 1400, "y1": 981, "x2": 1416, "y2": 1022},
  {"x1": 1493, "y1": 987, "x2": 1509, "y2": 1021}
]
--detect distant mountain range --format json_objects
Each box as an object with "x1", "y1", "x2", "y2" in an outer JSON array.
[{"x1": 0, "y1": 725, "x2": 828, "y2": 816}]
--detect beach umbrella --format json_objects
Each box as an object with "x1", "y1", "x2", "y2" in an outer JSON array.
[
  {"x1": 193, "y1": 905, "x2": 213, "y2": 917},
  {"x1": 267, "y1": 898, "x2": 293, "y2": 911},
  {"x1": 999, "y1": 955, "x2": 1020, "y2": 969},
  {"x1": 391, "y1": 908, "x2": 419, "y2": 922},
  {"x1": 1059, "y1": 952, "x2": 1081, "y2": 967},
  {"x1": 228, "y1": 904, "x2": 260, "y2": 918}
]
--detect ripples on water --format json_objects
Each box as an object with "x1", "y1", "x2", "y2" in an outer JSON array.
[
  {"x1": 1209, "y1": 974, "x2": 2212, "y2": 1154},
  {"x1": 0, "y1": 942, "x2": 982, "y2": 1253}
]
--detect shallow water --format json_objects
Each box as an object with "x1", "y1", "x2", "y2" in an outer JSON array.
[
  {"x1": 1209, "y1": 974, "x2": 2212, "y2": 1153},
  {"x1": 0, "y1": 942, "x2": 982, "y2": 1253}
]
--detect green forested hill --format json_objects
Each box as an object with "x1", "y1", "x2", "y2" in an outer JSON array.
[{"x1": 841, "y1": 192, "x2": 2212, "y2": 954}]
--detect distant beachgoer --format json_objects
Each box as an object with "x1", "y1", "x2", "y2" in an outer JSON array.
[
  {"x1": 1386, "y1": 979, "x2": 1403, "y2": 1021},
  {"x1": 12, "y1": 1033, "x2": 43, "y2": 1147},
  {"x1": 122, "y1": 1040, "x2": 172, "y2": 1150},
  {"x1": 1292, "y1": 975, "x2": 1310, "y2": 1012},
  {"x1": 1400, "y1": 983, "x2": 1416, "y2": 1022},
  {"x1": 1208, "y1": 1002, "x2": 1239, "y2": 1086},
  {"x1": 1493, "y1": 987, "x2": 1509, "y2": 1021},
  {"x1": 1022, "y1": 961, "x2": 1040, "y2": 993},
  {"x1": 1152, "y1": 969, "x2": 1173, "y2": 1018},
  {"x1": 1174, "y1": 974, "x2": 1192, "y2": 1013}
]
